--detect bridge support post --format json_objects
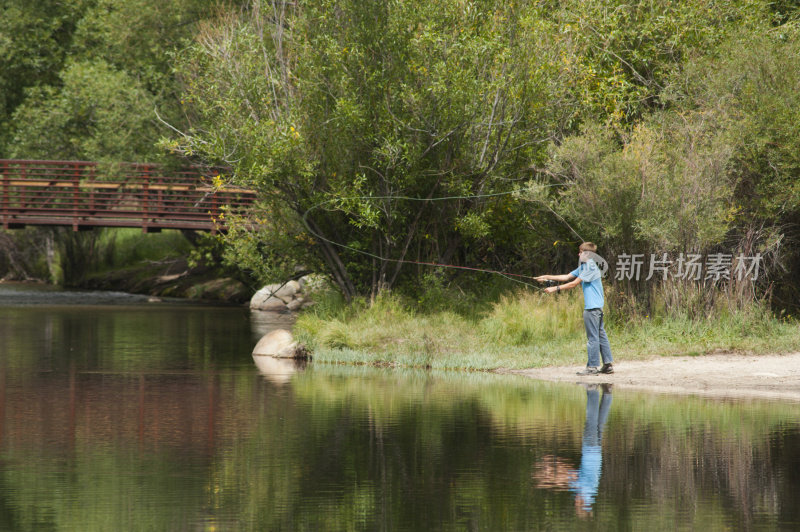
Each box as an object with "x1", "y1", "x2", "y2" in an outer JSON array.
[
  {"x1": 141, "y1": 165, "x2": 150, "y2": 233},
  {"x1": 1, "y1": 161, "x2": 7, "y2": 229},
  {"x1": 71, "y1": 163, "x2": 81, "y2": 231}
]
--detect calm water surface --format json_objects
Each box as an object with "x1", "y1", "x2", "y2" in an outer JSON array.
[{"x1": 0, "y1": 284, "x2": 798, "y2": 531}]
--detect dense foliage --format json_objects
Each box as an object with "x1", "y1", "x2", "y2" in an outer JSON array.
[
  {"x1": 3, "y1": 0, "x2": 800, "y2": 313},
  {"x1": 169, "y1": 0, "x2": 800, "y2": 310}
]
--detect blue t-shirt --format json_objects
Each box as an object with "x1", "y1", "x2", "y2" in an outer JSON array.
[{"x1": 570, "y1": 260, "x2": 605, "y2": 310}]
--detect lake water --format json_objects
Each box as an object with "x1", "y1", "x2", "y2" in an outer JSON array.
[{"x1": 0, "y1": 284, "x2": 798, "y2": 531}]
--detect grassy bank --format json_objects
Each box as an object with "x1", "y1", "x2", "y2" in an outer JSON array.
[{"x1": 294, "y1": 290, "x2": 800, "y2": 370}]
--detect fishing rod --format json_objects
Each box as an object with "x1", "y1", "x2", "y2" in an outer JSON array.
[{"x1": 300, "y1": 186, "x2": 577, "y2": 290}]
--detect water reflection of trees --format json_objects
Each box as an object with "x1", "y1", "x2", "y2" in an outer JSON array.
[
  {"x1": 314, "y1": 370, "x2": 800, "y2": 529},
  {"x1": 0, "y1": 305, "x2": 253, "y2": 374},
  {"x1": 604, "y1": 412, "x2": 796, "y2": 528},
  {"x1": 0, "y1": 364, "x2": 798, "y2": 529},
  {"x1": 217, "y1": 368, "x2": 800, "y2": 530}
]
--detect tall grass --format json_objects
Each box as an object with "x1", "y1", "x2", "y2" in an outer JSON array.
[
  {"x1": 295, "y1": 288, "x2": 800, "y2": 371},
  {"x1": 297, "y1": 290, "x2": 585, "y2": 370},
  {"x1": 480, "y1": 291, "x2": 584, "y2": 345}
]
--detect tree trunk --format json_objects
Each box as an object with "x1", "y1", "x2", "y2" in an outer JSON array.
[
  {"x1": 304, "y1": 215, "x2": 356, "y2": 301},
  {"x1": 45, "y1": 230, "x2": 57, "y2": 284}
]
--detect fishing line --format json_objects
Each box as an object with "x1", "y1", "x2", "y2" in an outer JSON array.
[{"x1": 300, "y1": 185, "x2": 572, "y2": 290}]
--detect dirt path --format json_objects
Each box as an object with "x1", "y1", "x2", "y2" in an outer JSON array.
[{"x1": 507, "y1": 352, "x2": 800, "y2": 401}]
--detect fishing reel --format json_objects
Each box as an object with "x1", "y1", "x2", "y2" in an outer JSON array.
[{"x1": 544, "y1": 280, "x2": 557, "y2": 287}]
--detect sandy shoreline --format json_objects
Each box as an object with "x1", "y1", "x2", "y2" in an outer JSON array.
[{"x1": 507, "y1": 352, "x2": 800, "y2": 402}]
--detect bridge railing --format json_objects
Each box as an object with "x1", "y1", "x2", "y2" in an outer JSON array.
[{"x1": 0, "y1": 159, "x2": 257, "y2": 232}]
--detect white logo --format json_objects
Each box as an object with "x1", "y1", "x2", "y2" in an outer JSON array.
[{"x1": 582, "y1": 251, "x2": 609, "y2": 277}]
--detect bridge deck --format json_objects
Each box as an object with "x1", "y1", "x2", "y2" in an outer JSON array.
[{"x1": 0, "y1": 159, "x2": 256, "y2": 232}]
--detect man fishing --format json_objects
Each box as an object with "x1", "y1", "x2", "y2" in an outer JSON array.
[{"x1": 535, "y1": 242, "x2": 614, "y2": 376}]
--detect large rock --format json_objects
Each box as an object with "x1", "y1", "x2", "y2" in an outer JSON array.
[
  {"x1": 286, "y1": 297, "x2": 305, "y2": 312},
  {"x1": 249, "y1": 275, "x2": 326, "y2": 312},
  {"x1": 250, "y1": 295, "x2": 289, "y2": 312},
  {"x1": 252, "y1": 329, "x2": 298, "y2": 358},
  {"x1": 250, "y1": 281, "x2": 302, "y2": 311}
]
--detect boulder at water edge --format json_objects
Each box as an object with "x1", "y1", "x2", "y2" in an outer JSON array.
[
  {"x1": 252, "y1": 329, "x2": 299, "y2": 358},
  {"x1": 250, "y1": 281, "x2": 301, "y2": 311}
]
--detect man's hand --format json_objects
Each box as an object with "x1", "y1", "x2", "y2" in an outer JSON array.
[
  {"x1": 545, "y1": 286, "x2": 558, "y2": 294},
  {"x1": 534, "y1": 275, "x2": 549, "y2": 283}
]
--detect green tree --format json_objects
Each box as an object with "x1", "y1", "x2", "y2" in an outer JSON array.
[
  {"x1": 542, "y1": 0, "x2": 770, "y2": 127},
  {"x1": 9, "y1": 60, "x2": 161, "y2": 161},
  {"x1": 5, "y1": 0, "x2": 233, "y2": 161},
  {"x1": 173, "y1": 0, "x2": 570, "y2": 299},
  {"x1": 534, "y1": 24, "x2": 800, "y2": 314},
  {"x1": 0, "y1": 0, "x2": 90, "y2": 152},
  {"x1": 542, "y1": 112, "x2": 735, "y2": 257},
  {"x1": 670, "y1": 28, "x2": 800, "y2": 308}
]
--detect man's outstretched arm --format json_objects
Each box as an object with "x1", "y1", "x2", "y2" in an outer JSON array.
[
  {"x1": 539, "y1": 275, "x2": 580, "y2": 294},
  {"x1": 535, "y1": 273, "x2": 577, "y2": 283}
]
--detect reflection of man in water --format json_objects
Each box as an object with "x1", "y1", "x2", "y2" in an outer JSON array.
[
  {"x1": 532, "y1": 384, "x2": 612, "y2": 518},
  {"x1": 570, "y1": 384, "x2": 612, "y2": 514}
]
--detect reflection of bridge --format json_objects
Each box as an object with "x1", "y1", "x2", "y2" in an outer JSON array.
[{"x1": 0, "y1": 159, "x2": 256, "y2": 233}]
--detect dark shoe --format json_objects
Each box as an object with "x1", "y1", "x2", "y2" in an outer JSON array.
[
  {"x1": 576, "y1": 366, "x2": 599, "y2": 376},
  {"x1": 599, "y1": 363, "x2": 614, "y2": 374}
]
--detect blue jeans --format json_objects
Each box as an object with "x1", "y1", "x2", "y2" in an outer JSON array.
[{"x1": 583, "y1": 309, "x2": 613, "y2": 367}]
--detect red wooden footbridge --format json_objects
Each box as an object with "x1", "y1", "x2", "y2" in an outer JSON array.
[{"x1": 0, "y1": 159, "x2": 256, "y2": 233}]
